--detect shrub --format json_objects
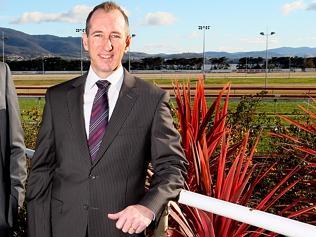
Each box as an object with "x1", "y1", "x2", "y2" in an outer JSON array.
[
  {"x1": 162, "y1": 79, "x2": 314, "y2": 236},
  {"x1": 269, "y1": 97, "x2": 316, "y2": 224},
  {"x1": 10, "y1": 107, "x2": 42, "y2": 237}
]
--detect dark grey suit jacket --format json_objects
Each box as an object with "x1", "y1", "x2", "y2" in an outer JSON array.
[
  {"x1": 0, "y1": 62, "x2": 27, "y2": 231},
  {"x1": 27, "y1": 69, "x2": 187, "y2": 237}
]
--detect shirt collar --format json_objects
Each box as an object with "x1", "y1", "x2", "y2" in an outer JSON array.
[{"x1": 86, "y1": 65, "x2": 124, "y2": 90}]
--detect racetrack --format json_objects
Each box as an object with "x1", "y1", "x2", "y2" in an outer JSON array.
[{"x1": 13, "y1": 71, "x2": 316, "y2": 97}]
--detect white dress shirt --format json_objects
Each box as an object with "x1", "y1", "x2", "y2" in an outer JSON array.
[{"x1": 83, "y1": 65, "x2": 124, "y2": 137}]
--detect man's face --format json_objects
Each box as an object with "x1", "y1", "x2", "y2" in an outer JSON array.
[{"x1": 83, "y1": 9, "x2": 131, "y2": 78}]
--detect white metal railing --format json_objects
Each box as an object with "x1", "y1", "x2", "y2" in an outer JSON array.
[
  {"x1": 25, "y1": 148, "x2": 315, "y2": 236},
  {"x1": 25, "y1": 148, "x2": 35, "y2": 159},
  {"x1": 179, "y1": 190, "x2": 316, "y2": 237}
]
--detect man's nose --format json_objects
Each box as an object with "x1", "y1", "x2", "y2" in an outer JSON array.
[{"x1": 103, "y1": 38, "x2": 113, "y2": 51}]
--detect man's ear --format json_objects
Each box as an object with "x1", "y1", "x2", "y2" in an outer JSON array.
[
  {"x1": 125, "y1": 35, "x2": 131, "y2": 53},
  {"x1": 82, "y1": 32, "x2": 89, "y2": 51}
]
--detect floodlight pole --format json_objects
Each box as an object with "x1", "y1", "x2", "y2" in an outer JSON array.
[
  {"x1": 75, "y1": 28, "x2": 85, "y2": 75},
  {"x1": 198, "y1": 25, "x2": 210, "y2": 79},
  {"x1": 1, "y1": 32, "x2": 8, "y2": 62},
  {"x1": 42, "y1": 57, "x2": 45, "y2": 74},
  {"x1": 260, "y1": 30, "x2": 276, "y2": 89},
  {"x1": 128, "y1": 34, "x2": 136, "y2": 72}
]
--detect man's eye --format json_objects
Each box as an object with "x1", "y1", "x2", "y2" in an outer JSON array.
[
  {"x1": 111, "y1": 34, "x2": 121, "y2": 39},
  {"x1": 93, "y1": 34, "x2": 102, "y2": 38}
]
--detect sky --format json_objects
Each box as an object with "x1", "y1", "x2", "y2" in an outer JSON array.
[{"x1": 0, "y1": 0, "x2": 316, "y2": 54}]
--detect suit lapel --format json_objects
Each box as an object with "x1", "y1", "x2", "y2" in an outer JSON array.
[
  {"x1": 67, "y1": 74, "x2": 92, "y2": 166},
  {"x1": 92, "y1": 70, "x2": 138, "y2": 167}
]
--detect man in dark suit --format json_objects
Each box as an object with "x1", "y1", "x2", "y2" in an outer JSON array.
[
  {"x1": 0, "y1": 62, "x2": 27, "y2": 236},
  {"x1": 27, "y1": 1, "x2": 187, "y2": 237}
]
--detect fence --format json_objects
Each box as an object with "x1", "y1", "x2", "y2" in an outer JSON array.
[{"x1": 16, "y1": 85, "x2": 316, "y2": 98}]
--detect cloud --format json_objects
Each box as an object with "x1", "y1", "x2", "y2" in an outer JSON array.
[
  {"x1": 281, "y1": 0, "x2": 305, "y2": 15},
  {"x1": 143, "y1": 12, "x2": 176, "y2": 26},
  {"x1": 306, "y1": 0, "x2": 316, "y2": 10},
  {"x1": 11, "y1": 5, "x2": 92, "y2": 24}
]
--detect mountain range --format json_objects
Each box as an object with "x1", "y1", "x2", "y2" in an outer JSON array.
[{"x1": 1, "y1": 27, "x2": 316, "y2": 60}]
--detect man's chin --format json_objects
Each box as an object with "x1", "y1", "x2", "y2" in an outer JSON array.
[{"x1": 94, "y1": 68, "x2": 117, "y2": 78}]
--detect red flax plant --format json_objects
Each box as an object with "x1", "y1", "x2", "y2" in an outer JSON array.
[
  {"x1": 270, "y1": 97, "x2": 316, "y2": 167},
  {"x1": 269, "y1": 97, "x2": 316, "y2": 225},
  {"x1": 164, "y1": 78, "x2": 313, "y2": 237}
]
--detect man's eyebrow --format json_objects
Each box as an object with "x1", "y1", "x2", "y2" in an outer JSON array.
[
  {"x1": 110, "y1": 31, "x2": 122, "y2": 35},
  {"x1": 90, "y1": 30, "x2": 103, "y2": 35},
  {"x1": 89, "y1": 30, "x2": 122, "y2": 35}
]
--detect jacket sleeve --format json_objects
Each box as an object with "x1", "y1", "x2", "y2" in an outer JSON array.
[
  {"x1": 26, "y1": 90, "x2": 56, "y2": 237},
  {"x1": 6, "y1": 63, "x2": 27, "y2": 209},
  {"x1": 139, "y1": 91, "x2": 187, "y2": 218}
]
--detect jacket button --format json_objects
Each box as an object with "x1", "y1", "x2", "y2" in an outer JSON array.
[{"x1": 83, "y1": 204, "x2": 89, "y2": 210}]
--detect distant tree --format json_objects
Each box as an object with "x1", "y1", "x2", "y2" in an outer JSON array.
[
  {"x1": 210, "y1": 57, "x2": 229, "y2": 69},
  {"x1": 305, "y1": 57, "x2": 316, "y2": 68},
  {"x1": 6, "y1": 55, "x2": 315, "y2": 71},
  {"x1": 7, "y1": 57, "x2": 90, "y2": 71},
  {"x1": 238, "y1": 57, "x2": 246, "y2": 69},
  {"x1": 292, "y1": 56, "x2": 304, "y2": 69},
  {"x1": 141, "y1": 57, "x2": 163, "y2": 70}
]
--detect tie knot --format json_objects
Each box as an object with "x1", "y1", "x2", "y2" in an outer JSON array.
[{"x1": 96, "y1": 80, "x2": 111, "y2": 90}]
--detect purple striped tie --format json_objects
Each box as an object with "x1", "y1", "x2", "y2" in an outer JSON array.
[{"x1": 88, "y1": 80, "x2": 111, "y2": 161}]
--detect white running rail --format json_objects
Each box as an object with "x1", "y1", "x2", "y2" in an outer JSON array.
[
  {"x1": 25, "y1": 148, "x2": 35, "y2": 158},
  {"x1": 179, "y1": 190, "x2": 316, "y2": 237}
]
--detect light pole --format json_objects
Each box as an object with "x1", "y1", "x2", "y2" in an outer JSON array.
[
  {"x1": 198, "y1": 25, "x2": 210, "y2": 78},
  {"x1": 1, "y1": 32, "x2": 8, "y2": 62},
  {"x1": 128, "y1": 34, "x2": 136, "y2": 72},
  {"x1": 75, "y1": 28, "x2": 85, "y2": 75},
  {"x1": 42, "y1": 56, "x2": 45, "y2": 74},
  {"x1": 288, "y1": 56, "x2": 292, "y2": 79},
  {"x1": 260, "y1": 31, "x2": 275, "y2": 89}
]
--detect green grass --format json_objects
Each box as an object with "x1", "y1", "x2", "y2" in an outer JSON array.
[
  {"x1": 228, "y1": 99, "x2": 311, "y2": 114},
  {"x1": 19, "y1": 97, "x2": 312, "y2": 153},
  {"x1": 14, "y1": 77, "x2": 316, "y2": 87},
  {"x1": 205, "y1": 77, "x2": 316, "y2": 85},
  {"x1": 19, "y1": 98, "x2": 45, "y2": 111},
  {"x1": 19, "y1": 97, "x2": 311, "y2": 116},
  {"x1": 14, "y1": 80, "x2": 66, "y2": 85}
]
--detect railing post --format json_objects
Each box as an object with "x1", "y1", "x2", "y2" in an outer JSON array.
[{"x1": 154, "y1": 202, "x2": 169, "y2": 237}]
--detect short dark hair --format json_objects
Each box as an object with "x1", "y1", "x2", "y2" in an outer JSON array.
[{"x1": 85, "y1": 1, "x2": 129, "y2": 35}]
